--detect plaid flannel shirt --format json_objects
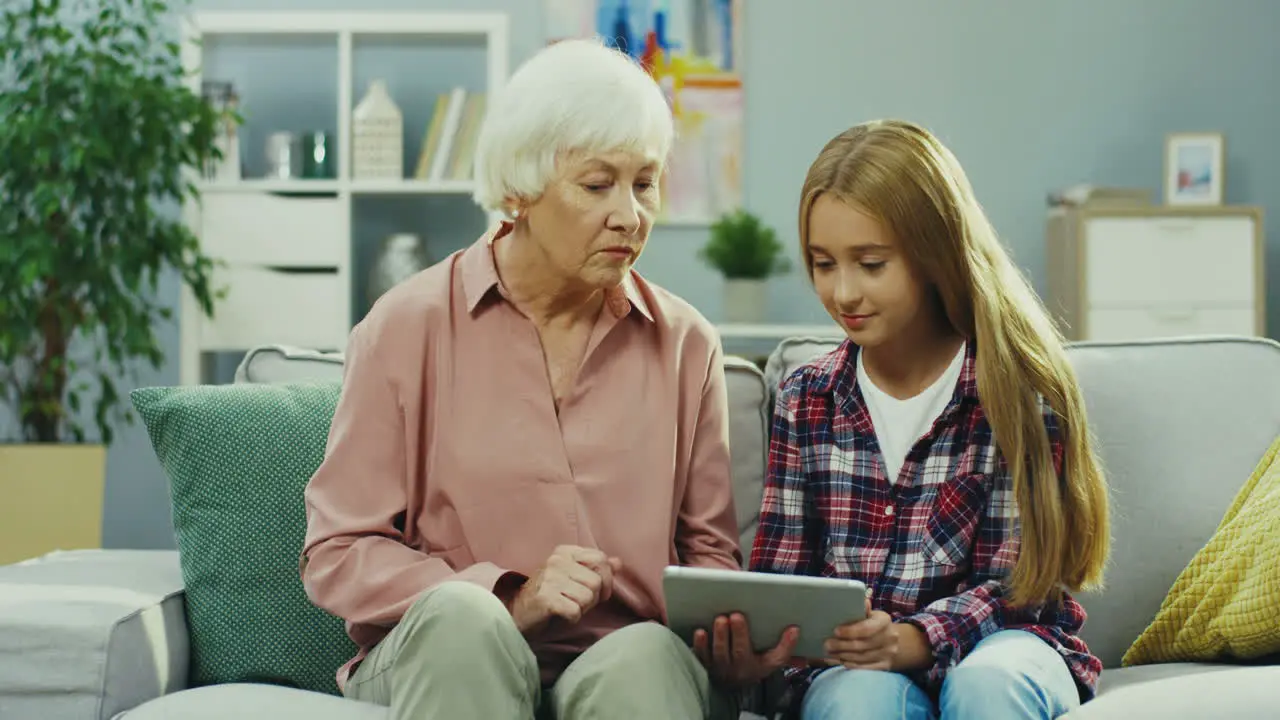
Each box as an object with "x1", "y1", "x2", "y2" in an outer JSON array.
[{"x1": 748, "y1": 340, "x2": 1100, "y2": 712}]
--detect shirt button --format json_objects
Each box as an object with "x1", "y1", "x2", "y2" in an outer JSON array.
[{"x1": 884, "y1": 505, "x2": 895, "y2": 517}]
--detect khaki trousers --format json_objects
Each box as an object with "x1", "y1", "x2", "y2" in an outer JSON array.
[{"x1": 344, "y1": 581, "x2": 739, "y2": 719}]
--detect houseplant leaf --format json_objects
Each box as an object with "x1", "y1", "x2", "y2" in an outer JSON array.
[
  {"x1": 698, "y1": 209, "x2": 792, "y2": 280},
  {"x1": 0, "y1": 0, "x2": 224, "y2": 444}
]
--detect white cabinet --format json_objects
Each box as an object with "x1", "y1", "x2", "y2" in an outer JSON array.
[
  {"x1": 1046, "y1": 206, "x2": 1266, "y2": 342},
  {"x1": 193, "y1": 192, "x2": 351, "y2": 352},
  {"x1": 198, "y1": 193, "x2": 348, "y2": 267},
  {"x1": 199, "y1": 266, "x2": 350, "y2": 351}
]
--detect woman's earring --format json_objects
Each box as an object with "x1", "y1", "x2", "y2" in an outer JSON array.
[{"x1": 506, "y1": 206, "x2": 522, "y2": 220}]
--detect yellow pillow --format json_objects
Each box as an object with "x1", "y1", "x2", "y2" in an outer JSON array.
[{"x1": 1123, "y1": 433, "x2": 1280, "y2": 666}]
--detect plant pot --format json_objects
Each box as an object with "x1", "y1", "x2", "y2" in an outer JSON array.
[
  {"x1": 0, "y1": 444, "x2": 105, "y2": 565},
  {"x1": 723, "y1": 278, "x2": 769, "y2": 324}
]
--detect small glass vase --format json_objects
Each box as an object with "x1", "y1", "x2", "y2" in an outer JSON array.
[{"x1": 368, "y1": 233, "x2": 429, "y2": 307}]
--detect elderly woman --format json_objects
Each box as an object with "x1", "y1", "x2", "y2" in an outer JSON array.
[{"x1": 300, "y1": 39, "x2": 794, "y2": 720}]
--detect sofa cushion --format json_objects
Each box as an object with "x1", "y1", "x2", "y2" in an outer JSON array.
[
  {"x1": 118, "y1": 683, "x2": 386, "y2": 720},
  {"x1": 1095, "y1": 661, "x2": 1237, "y2": 694},
  {"x1": 1123, "y1": 432, "x2": 1280, "y2": 666},
  {"x1": 0, "y1": 550, "x2": 187, "y2": 720},
  {"x1": 763, "y1": 336, "x2": 842, "y2": 392},
  {"x1": 1068, "y1": 337, "x2": 1280, "y2": 667},
  {"x1": 724, "y1": 356, "x2": 768, "y2": 560},
  {"x1": 1063, "y1": 665, "x2": 1280, "y2": 719},
  {"x1": 235, "y1": 345, "x2": 344, "y2": 384},
  {"x1": 131, "y1": 383, "x2": 357, "y2": 696}
]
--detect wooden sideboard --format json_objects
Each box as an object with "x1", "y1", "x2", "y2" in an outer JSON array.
[{"x1": 1046, "y1": 205, "x2": 1266, "y2": 342}]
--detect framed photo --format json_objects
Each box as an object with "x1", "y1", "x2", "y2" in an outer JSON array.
[{"x1": 1164, "y1": 132, "x2": 1225, "y2": 205}]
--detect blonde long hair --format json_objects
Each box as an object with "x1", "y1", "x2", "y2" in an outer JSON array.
[{"x1": 798, "y1": 120, "x2": 1110, "y2": 606}]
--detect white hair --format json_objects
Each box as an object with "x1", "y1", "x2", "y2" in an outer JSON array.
[{"x1": 472, "y1": 37, "x2": 675, "y2": 213}]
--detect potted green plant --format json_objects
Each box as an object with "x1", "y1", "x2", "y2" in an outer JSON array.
[
  {"x1": 698, "y1": 209, "x2": 792, "y2": 324},
  {"x1": 0, "y1": 0, "x2": 225, "y2": 564}
]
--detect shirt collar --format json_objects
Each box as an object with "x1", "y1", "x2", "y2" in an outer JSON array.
[
  {"x1": 826, "y1": 338, "x2": 979, "y2": 417},
  {"x1": 461, "y1": 222, "x2": 654, "y2": 322}
]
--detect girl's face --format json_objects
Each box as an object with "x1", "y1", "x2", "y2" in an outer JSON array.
[{"x1": 806, "y1": 195, "x2": 937, "y2": 353}]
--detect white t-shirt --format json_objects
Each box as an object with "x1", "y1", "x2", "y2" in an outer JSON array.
[{"x1": 856, "y1": 342, "x2": 966, "y2": 484}]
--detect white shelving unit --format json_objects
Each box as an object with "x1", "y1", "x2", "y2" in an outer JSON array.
[
  {"x1": 716, "y1": 323, "x2": 845, "y2": 341},
  {"x1": 196, "y1": 178, "x2": 479, "y2": 195},
  {"x1": 178, "y1": 11, "x2": 509, "y2": 385}
]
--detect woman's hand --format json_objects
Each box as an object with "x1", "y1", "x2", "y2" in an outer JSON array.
[
  {"x1": 693, "y1": 612, "x2": 799, "y2": 687},
  {"x1": 508, "y1": 545, "x2": 622, "y2": 636}
]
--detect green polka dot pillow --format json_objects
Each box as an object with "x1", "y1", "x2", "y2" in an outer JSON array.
[{"x1": 131, "y1": 382, "x2": 356, "y2": 696}]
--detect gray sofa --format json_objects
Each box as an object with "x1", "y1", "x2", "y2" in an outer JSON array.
[{"x1": 2, "y1": 335, "x2": 1278, "y2": 719}]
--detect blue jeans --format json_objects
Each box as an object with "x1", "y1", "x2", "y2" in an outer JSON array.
[{"x1": 801, "y1": 630, "x2": 1080, "y2": 720}]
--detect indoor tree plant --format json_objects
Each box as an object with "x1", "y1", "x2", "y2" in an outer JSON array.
[
  {"x1": 698, "y1": 209, "x2": 791, "y2": 324},
  {"x1": 0, "y1": 0, "x2": 225, "y2": 563}
]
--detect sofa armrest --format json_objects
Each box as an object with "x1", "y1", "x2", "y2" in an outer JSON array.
[{"x1": 0, "y1": 549, "x2": 190, "y2": 720}]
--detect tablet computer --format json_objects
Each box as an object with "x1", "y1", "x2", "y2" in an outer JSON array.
[{"x1": 662, "y1": 565, "x2": 867, "y2": 660}]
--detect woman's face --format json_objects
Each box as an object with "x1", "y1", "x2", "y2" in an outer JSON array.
[{"x1": 520, "y1": 149, "x2": 661, "y2": 291}]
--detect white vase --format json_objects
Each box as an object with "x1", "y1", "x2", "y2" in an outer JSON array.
[
  {"x1": 214, "y1": 91, "x2": 241, "y2": 181},
  {"x1": 352, "y1": 79, "x2": 404, "y2": 180},
  {"x1": 368, "y1": 233, "x2": 429, "y2": 308},
  {"x1": 723, "y1": 278, "x2": 767, "y2": 324}
]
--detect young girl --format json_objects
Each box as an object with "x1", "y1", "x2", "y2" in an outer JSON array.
[{"x1": 749, "y1": 120, "x2": 1111, "y2": 720}]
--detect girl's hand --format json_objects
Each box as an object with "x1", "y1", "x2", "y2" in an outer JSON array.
[{"x1": 824, "y1": 598, "x2": 899, "y2": 671}]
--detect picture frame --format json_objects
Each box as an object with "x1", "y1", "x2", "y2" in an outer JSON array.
[{"x1": 1164, "y1": 132, "x2": 1225, "y2": 206}]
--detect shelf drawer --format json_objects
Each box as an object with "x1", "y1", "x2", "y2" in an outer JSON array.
[
  {"x1": 1083, "y1": 215, "x2": 1257, "y2": 308},
  {"x1": 198, "y1": 193, "x2": 347, "y2": 267},
  {"x1": 200, "y1": 266, "x2": 350, "y2": 352},
  {"x1": 1085, "y1": 306, "x2": 1258, "y2": 341}
]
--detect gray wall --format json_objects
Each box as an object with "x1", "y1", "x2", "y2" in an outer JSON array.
[{"x1": 100, "y1": 0, "x2": 1280, "y2": 549}]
